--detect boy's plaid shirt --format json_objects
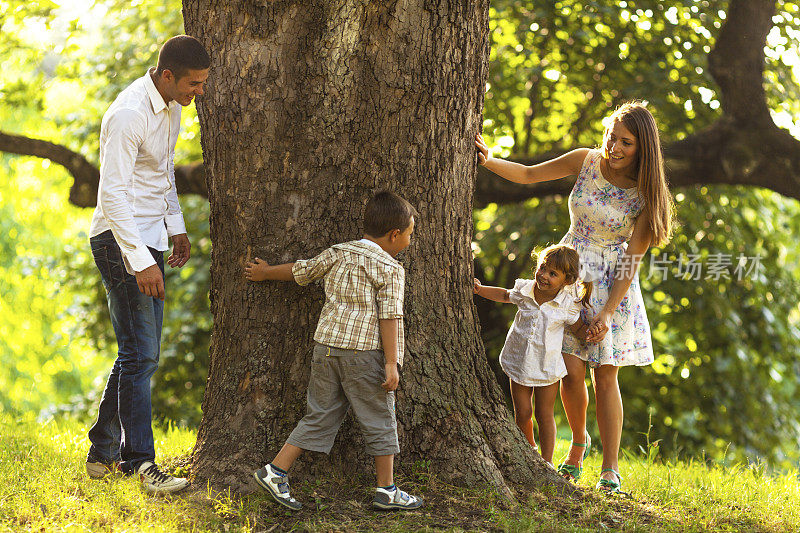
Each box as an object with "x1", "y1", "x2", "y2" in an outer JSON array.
[{"x1": 292, "y1": 240, "x2": 406, "y2": 366}]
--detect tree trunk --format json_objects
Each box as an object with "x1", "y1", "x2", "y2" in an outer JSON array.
[{"x1": 183, "y1": 0, "x2": 566, "y2": 494}]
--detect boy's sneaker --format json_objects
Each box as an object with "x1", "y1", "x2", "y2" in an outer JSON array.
[
  {"x1": 372, "y1": 486, "x2": 423, "y2": 510},
  {"x1": 136, "y1": 461, "x2": 189, "y2": 494},
  {"x1": 253, "y1": 464, "x2": 302, "y2": 510},
  {"x1": 85, "y1": 456, "x2": 121, "y2": 479}
]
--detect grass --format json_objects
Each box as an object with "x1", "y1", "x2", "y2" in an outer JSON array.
[{"x1": 1, "y1": 413, "x2": 798, "y2": 532}]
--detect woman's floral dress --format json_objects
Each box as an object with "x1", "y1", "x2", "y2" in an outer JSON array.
[{"x1": 560, "y1": 149, "x2": 654, "y2": 367}]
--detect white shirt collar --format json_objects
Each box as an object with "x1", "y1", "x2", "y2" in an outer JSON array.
[
  {"x1": 525, "y1": 282, "x2": 575, "y2": 307},
  {"x1": 144, "y1": 68, "x2": 169, "y2": 114},
  {"x1": 358, "y1": 238, "x2": 383, "y2": 250}
]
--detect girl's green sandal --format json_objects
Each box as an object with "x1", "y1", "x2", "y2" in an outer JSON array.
[{"x1": 557, "y1": 431, "x2": 591, "y2": 482}]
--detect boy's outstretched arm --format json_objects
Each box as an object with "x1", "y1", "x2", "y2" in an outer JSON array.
[
  {"x1": 473, "y1": 278, "x2": 511, "y2": 303},
  {"x1": 379, "y1": 318, "x2": 400, "y2": 392},
  {"x1": 244, "y1": 257, "x2": 296, "y2": 281}
]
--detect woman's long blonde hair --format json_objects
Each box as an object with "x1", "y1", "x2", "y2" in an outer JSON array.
[{"x1": 602, "y1": 101, "x2": 675, "y2": 246}]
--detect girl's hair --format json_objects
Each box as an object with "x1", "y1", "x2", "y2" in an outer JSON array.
[
  {"x1": 533, "y1": 244, "x2": 592, "y2": 308},
  {"x1": 602, "y1": 101, "x2": 675, "y2": 247}
]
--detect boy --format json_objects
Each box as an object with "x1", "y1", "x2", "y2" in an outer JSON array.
[{"x1": 244, "y1": 190, "x2": 422, "y2": 511}]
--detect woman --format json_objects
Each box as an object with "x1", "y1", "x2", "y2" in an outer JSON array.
[{"x1": 475, "y1": 102, "x2": 674, "y2": 493}]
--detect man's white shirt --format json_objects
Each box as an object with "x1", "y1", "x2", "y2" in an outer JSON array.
[{"x1": 89, "y1": 68, "x2": 186, "y2": 274}]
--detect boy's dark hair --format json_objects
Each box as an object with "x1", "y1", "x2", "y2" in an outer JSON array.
[
  {"x1": 155, "y1": 35, "x2": 211, "y2": 80},
  {"x1": 363, "y1": 190, "x2": 417, "y2": 238}
]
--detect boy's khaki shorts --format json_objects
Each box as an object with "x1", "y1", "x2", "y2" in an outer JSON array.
[{"x1": 286, "y1": 343, "x2": 400, "y2": 456}]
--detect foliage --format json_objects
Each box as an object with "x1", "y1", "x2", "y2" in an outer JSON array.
[
  {"x1": 0, "y1": 159, "x2": 210, "y2": 426},
  {"x1": 0, "y1": 155, "x2": 104, "y2": 416},
  {"x1": 485, "y1": 0, "x2": 800, "y2": 154},
  {"x1": 0, "y1": 0, "x2": 198, "y2": 161},
  {"x1": 2, "y1": 413, "x2": 799, "y2": 532},
  {"x1": 766, "y1": 1, "x2": 800, "y2": 125},
  {"x1": 633, "y1": 187, "x2": 800, "y2": 469}
]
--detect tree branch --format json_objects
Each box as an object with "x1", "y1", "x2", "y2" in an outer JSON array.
[
  {"x1": 4, "y1": 122, "x2": 799, "y2": 210},
  {"x1": 707, "y1": 0, "x2": 774, "y2": 124},
  {"x1": 0, "y1": 131, "x2": 100, "y2": 207},
  {"x1": 0, "y1": 131, "x2": 207, "y2": 207}
]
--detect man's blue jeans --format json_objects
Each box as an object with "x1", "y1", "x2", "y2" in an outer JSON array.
[{"x1": 87, "y1": 230, "x2": 164, "y2": 474}]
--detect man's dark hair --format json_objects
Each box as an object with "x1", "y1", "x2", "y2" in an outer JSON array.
[
  {"x1": 155, "y1": 35, "x2": 211, "y2": 80},
  {"x1": 363, "y1": 190, "x2": 417, "y2": 238}
]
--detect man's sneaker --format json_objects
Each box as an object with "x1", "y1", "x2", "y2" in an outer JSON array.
[
  {"x1": 136, "y1": 461, "x2": 189, "y2": 494},
  {"x1": 85, "y1": 457, "x2": 121, "y2": 479},
  {"x1": 372, "y1": 486, "x2": 423, "y2": 510},
  {"x1": 253, "y1": 464, "x2": 302, "y2": 510}
]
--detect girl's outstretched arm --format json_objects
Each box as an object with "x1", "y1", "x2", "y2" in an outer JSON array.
[
  {"x1": 475, "y1": 134, "x2": 589, "y2": 185},
  {"x1": 473, "y1": 278, "x2": 511, "y2": 303}
]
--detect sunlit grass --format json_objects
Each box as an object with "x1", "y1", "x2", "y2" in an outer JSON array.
[
  {"x1": 553, "y1": 436, "x2": 800, "y2": 532},
  {"x1": 0, "y1": 412, "x2": 223, "y2": 533},
  {"x1": 2, "y1": 413, "x2": 799, "y2": 532}
]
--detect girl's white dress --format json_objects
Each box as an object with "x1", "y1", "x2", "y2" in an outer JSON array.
[
  {"x1": 500, "y1": 279, "x2": 582, "y2": 387},
  {"x1": 560, "y1": 149, "x2": 655, "y2": 367}
]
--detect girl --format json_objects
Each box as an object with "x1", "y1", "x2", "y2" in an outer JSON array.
[
  {"x1": 476, "y1": 101, "x2": 674, "y2": 492},
  {"x1": 474, "y1": 244, "x2": 593, "y2": 465}
]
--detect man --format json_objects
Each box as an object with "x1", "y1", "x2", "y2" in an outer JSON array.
[{"x1": 86, "y1": 35, "x2": 210, "y2": 493}]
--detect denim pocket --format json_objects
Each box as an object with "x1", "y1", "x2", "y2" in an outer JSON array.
[
  {"x1": 91, "y1": 241, "x2": 129, "y2": 290},
  {"x1": 91, "y1": 245, "x2": 112, "y2": 291}
]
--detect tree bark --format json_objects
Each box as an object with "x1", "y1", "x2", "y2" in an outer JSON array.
[{"x1": 182, "y1": 0, "x2": 564, "y2": 494}]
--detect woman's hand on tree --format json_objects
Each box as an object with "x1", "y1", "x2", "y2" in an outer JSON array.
[
  {"x1": 475, "y1": 134, "x2": 490, "y2": 165},
  {"x1": 473, "y1": 278, "x2": 482, "y2": 294}
]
